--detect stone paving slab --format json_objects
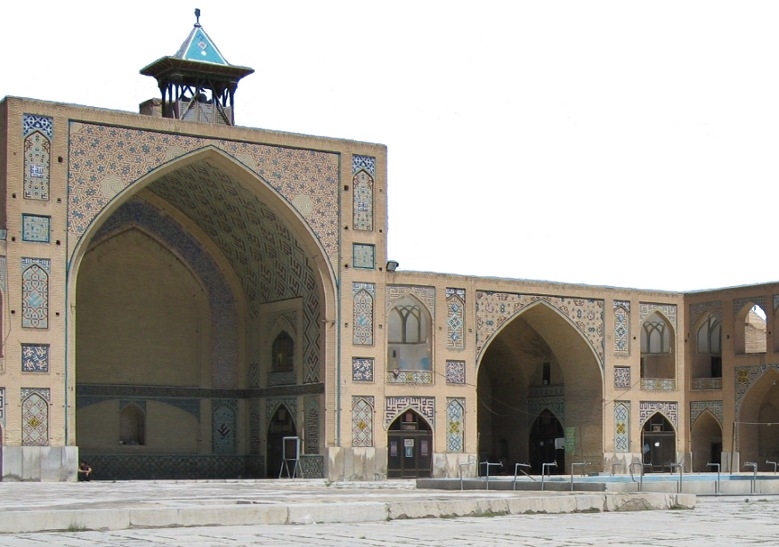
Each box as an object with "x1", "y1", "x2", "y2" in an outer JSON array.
[{"x1": 0, "y1": 479, "x2": 694, "y2": 535}]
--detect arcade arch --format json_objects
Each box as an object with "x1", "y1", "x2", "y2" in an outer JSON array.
[
  {"x1": 72, "y1": 149, "x2": 335, "y2": 480},
  {"x1": 690, "y1": 410, "x2": 722, "y2": 472},
  {"x1": 738, "y1": 367, "x2": 779, "y2": 467},
  {"x1": 387, "y1": 409, "x2": 432, "y2": 478},
  {"x1": 476, "y1": 302, "x2": 603, "y2": 474}
]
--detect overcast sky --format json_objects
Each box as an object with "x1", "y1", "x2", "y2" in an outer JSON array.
[{"x1": 5, "y1": 1, "x2": 778, "y2": 291}]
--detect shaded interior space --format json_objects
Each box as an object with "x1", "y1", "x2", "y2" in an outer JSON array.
[
  {"x1": 690, "y1": 411, "x2": 722, "y2": 472},
  {"x1": 640, "y1": 311, "x2": 676, "y2": 386},
  {"x1": 477, "y1": 302, "x2": 603, "y2": 475},
  {"x1": 735, "y1": 303, "x2": 767, "y2": 355},
  {"x1": 267, "y1": 404, "x2": 297, "y2": 478},
  {"x1": 75, "y1": 152, "x2": 327, "y2": 480},
  {"x1": 387, "y1": 295, "x2": 432, "y2": 372},
  {"x1": 641, "y1": 413, "x2": 677, "y2": 472},
  {"x1": 691, "y1": 314, "x2": 722, "y2": 388},
  {"x1": 387, "y1": 410, "x2": 432, "y2": 479},
  {"x1": 738, "y1": 368, "x2": 779, "y2": 469}
]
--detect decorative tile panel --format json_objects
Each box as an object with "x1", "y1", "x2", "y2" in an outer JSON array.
[
  {"x1": 690, "y1": 400, "x2": 723, "y2": 428},
  {"x1": 734, "y1": 296, "x2": 765, "y2": 317},
  {"x1": 23, "y1": 114, "x2": 52, "y2": 201},
  {"x1": 304, "y1": 398, "x2": 320, "y2": 454},
  {"x1": 353, "y1": 283, "x2": 375, "y2": 345},
  {"x1": 352, "y1": 396, "x2": 374, "y2": 447},
  {"x1": 613, "y1": 300, "x2": 630, "y2": 354},
  {"x1": 352, "y1": 155, "x2": 375, "y2": 231},
  {"x1": 212, "y1": 399, "x2": 237, "y2": 455},
  {"x1": 21, "y1": 258, "x2": 50, "y2": 329},
  {"x1": 249, "y1": 400, "x2": 261, "y2": 455},
  {"x1": 352, "y1": 243, "x2": 375, "y2": 269},
  {"x1": 387, "y1": 285, "x2": 435, "y2": 315},
  {"x1": 446, "y1": 398, "x2": 465, "y2": 452},
  {"x1": 614, "y1": 366, "x2": 631, "y2": 389},
  {"x1": 352, "y1": 357, "x2": 374, "y2": 382},
  {"x1": 0, "y1": 256, "x2": 6, "y2": 292},
  {"x1": 639, "y1": 401, "x2": 678, "y2": 429},
  {"x1": 385, "y1": 396, "x2": 435, "y2": 428},
  {"x1": 689, "y1": 301, "x2": 723, "y2": 330},
  {"x1": 735, "y1": 364, "x2": 779, "y2": 418},
  {"x1": 0, "y1": 387, "x2": 4, "y2": 425},
  {"x1": 21, "y1": 387, "x2": 50, "y2": 446},
  {"x1": 21, "y1": 344, "x2": 49, "y2": 373},
  {"x1": 386, "y1": 370, "x2": 433, "y2": 384},
  {"x1": 640, "y1": 378, "x2": 676, "y2": 391},
  {"x1": 476, "y1": 292, "x2": 604, "y2": 365},
  {"x1": 639, "y1": 303, "x2": 677, "y2": 331},
  {"x1": 247, "y1": 363, "x2": 261, "y2": 388},
  {"x1": 22, "y1": 215, "x2": 51, "y2": 243},
  {"x1": 446, "y1": 288, "x2": 465, "y2": 349},
  {"x1": 528, "y1": 398, "x2": 565, "y2": 426},
  {"x1": 614, "y1": 401, "x2": 630, "y2": 453},
  {"x1": 446, "y1": 360, "x2": 466, "y2": 384},
  {"x1": 68, "y1": 123, "x2": 339, "y2": 262}
]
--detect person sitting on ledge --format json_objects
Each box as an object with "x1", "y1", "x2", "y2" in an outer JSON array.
[{"x1": 78, "y1": 461, "x2": 92, "y2": 481}]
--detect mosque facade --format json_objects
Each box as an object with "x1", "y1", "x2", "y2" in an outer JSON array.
[{"x1": 0, "y1": 17, "x2": 778, "y2": 482}]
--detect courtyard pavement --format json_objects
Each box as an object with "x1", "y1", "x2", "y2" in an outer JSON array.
[{"x1": 1, "y1": 479, "x2": 770, "y2": 545}]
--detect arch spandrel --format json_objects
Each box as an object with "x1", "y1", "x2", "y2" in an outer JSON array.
[
  {"x1": 67, "y1": 123, "x2": 340, "y2": 266},
  {"x1": 475, "y1": 292, "x2": 604, "y2": 370}
]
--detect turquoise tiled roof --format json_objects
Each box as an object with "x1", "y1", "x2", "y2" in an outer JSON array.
[{"x1": 174, "y1": 23, "x2": 229, "y2": 66}]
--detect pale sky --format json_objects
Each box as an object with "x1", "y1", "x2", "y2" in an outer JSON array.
[{"x1": 4, "y1": 1, "x2": 778, "y2": 291}]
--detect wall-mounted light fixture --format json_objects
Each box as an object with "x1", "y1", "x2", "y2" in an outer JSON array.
[{"x1": 386, "y1": 260, "x2": 399, "y2": 272}]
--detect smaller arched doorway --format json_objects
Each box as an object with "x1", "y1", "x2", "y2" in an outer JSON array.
[
  {"x1": 387, "y1": 410, "x2": 432, "y2": 478},
  {"x1": 529, "y1": 409, "x2": 564, "y2": 474},
  {"x1": 267, "y1": 405, "x2": 296, "y2": 478},
  {"x1": 642, "y1": 413, "x2": 676, "y2": 472}
]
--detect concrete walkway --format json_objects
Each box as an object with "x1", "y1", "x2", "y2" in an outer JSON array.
[{"x1": 0, "y1": 479, "x2": 694, "y2": 534}]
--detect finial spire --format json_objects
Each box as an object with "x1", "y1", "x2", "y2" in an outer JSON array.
[{"x1": 194, "y1": 8, "x2": 201, "y2": 27}]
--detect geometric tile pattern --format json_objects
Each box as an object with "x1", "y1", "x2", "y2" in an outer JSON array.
[
  {"x1": 639, "y1": 401, "x2": 678, "y2": 430},
  {"x1": 775, "y1": 294, "x2": 779, "y2": 311},
  {"x1": 352, "y1": 357, "x2": 374, "y2": 382},
  {"x1": 94, "y1": 199, "x2": 239, "y2": 387},
  {"x1": 23, "y1": 114, "x2": 52, "y2": 201},
  {"x1": 0, "y1": 255, "x2": 6, "y2": 292},
  {"x1": 21, "y1": 387, "x2": 50, "y2": 446},
  {"x1": 265, "y1": 398, "x2": 297, "y2": 431},
  {"x1": 445, "y1": 360, "x2": 466, "y2": 384},
  {"x1": 21, "y1": 343, "x2": 49, "y2": 373},
  {"x1": 304, "y1": 397, "x2": 320, "y2": 454},
  {"x1": 690, "y1": 400, "x2": 723, "y2": 429},
  {"x1": 352, "y1": 155, "x2": 376, "y2": 177},
  {"x1": 446, "y1": 398, "x2": 465, "y2": 452},
  {"x1": 614, "y1": 401, "x2": 630, "y2": 453},
  {"x1": 528, "y1": 398, "x2": 565, "y2": 427},
  {"x1": 0, "y1": 387, "x2": 4, "y2": 425},
  {"x1": 352, "y1": 243, "x2": 375, "y2": 269},
  {"x1": 146, "y1": 163, "x2": 322, "y2": 384},
  {"x1": 689, "y1": 301, "x2": 723, "y2": 330},
  {"x1": 212, "y1": 399, "x2": 238, "y2": 455},
  {"x1": 353, "y1": 283, "x2": 375, "y2": 345},
  {"x1": 387, "y1": 285, "x2": 436, "y2": 316},
  {"x1": 22, "y1": 214, "x2": 51, "y2": 243},
  {"x1": 352, "y1": 170, "x2": 374, "y2": 232},
  {"x1": 385, "y1": 396, "x2": 435, "y2": 428},
  {"x1": 639, "y1": 302, "x2": 677, "y2": 331},
  {"x1": 476, "y1": 291, "x2": 605, "y2": 364},
  {"x1": 249, "y1": 400, "x2": 261, "y2": 455},
  {"x1": 446, "y1": 288, "x2": 465, "y2": 349},
  {"x1": 735, "y1": 364, "x2": 779, "y2": 419},
  {"x1": 734, "y1": 296, "x2": 765, "y2": 318},
  {"x1": 21, "y1": 258, "x2": 50, "y2": 329},
  {"x1": 614, "y1": 366, "x2": 631, "y2": 389},
  {"x1": 68, "y1": 123, "x2": 339, "y2": 261},
  {"x1": 352, "y1": 396, "x2": 374, "y2": 447},
  {"x1": 386, "y1": 370, "x2": 433, "y2": 384},
  {"x1": 613, "y1": 300, "x2": 630, "y2": 354}
]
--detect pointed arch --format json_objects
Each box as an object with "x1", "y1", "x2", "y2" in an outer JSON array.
[
  {"x1": 119, "y1": 402, "x2": 146, "y2": 446},
  {"x1": 692, "y1": 313, "x2": 722, "y2": 386},
  {"x1": 734, "y1": 301, "x2": 767, "y2": 354},
  {"x1": 690, "y1": 409, "x2": 722, "y2": 472},
  {"x1": 640, "y1": 311, "x2": 676, "y2": 383},
  {"x1": 387, "y1": 293, "x2": 433, "y2": 374}
]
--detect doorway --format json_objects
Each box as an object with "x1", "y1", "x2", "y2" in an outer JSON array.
[
  {"x1": 529, "y1": 409, "x2": 564, "y2": 474},
  {"x1": 387, "y1": 410, "x2": 432, "y2": 478},
  {"x1": 267, "y1": 405, "x2": 296, "y2": 478},
  {"x1": 642, "y1": 413, "x2": 676, "y2": 472}
]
